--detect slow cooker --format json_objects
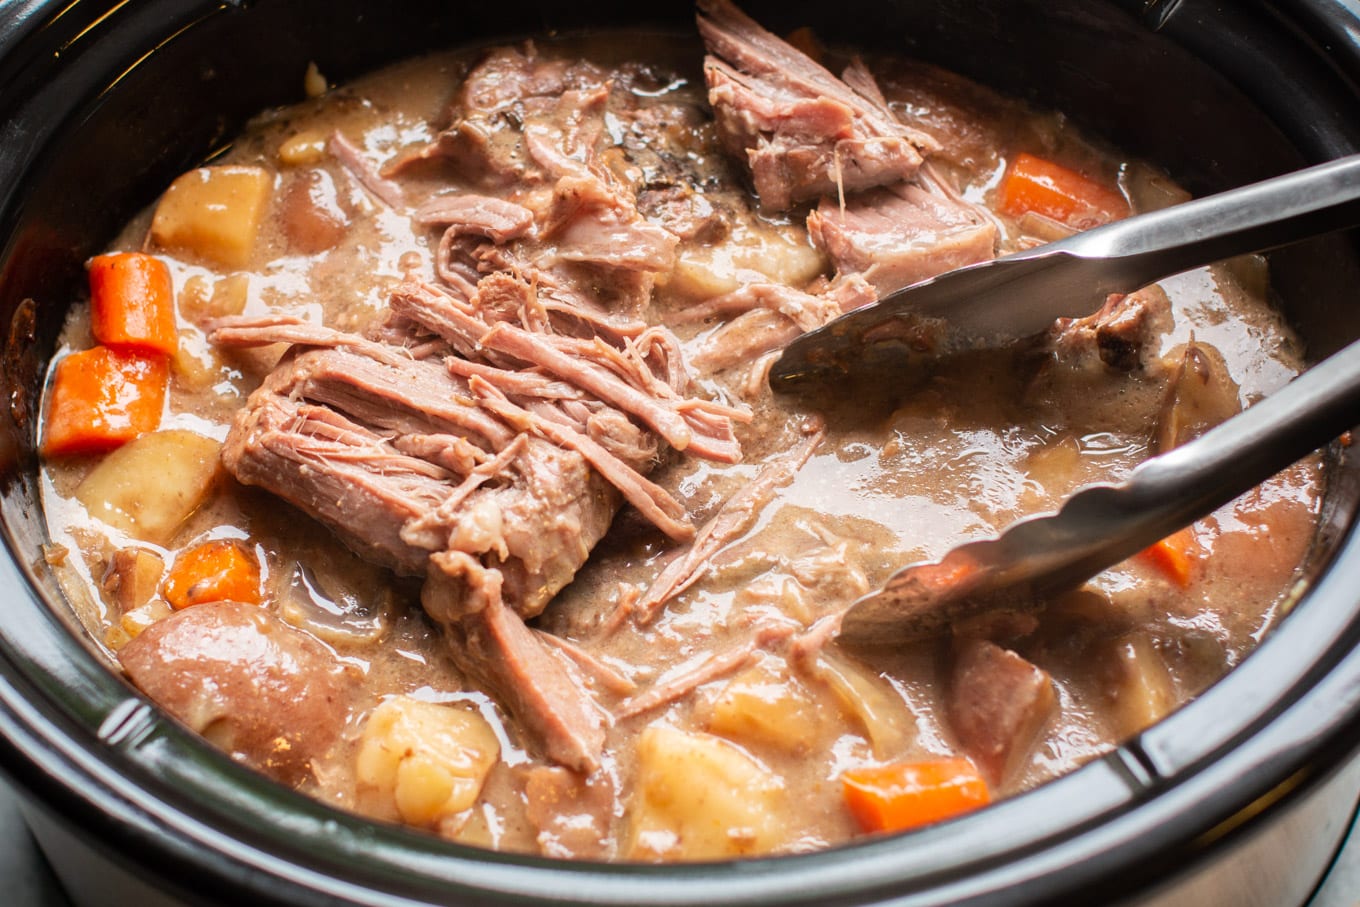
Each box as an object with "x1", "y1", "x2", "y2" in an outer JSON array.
[{"x1": 2, "y1": 0, "x2": 1360, "y2": 904}]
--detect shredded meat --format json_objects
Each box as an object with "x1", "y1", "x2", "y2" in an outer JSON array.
[
  {"x1": 426, "y1": 553, "x2": 606, "y2": 773},
  {"x1": 616, "y1": 622, "x2": 796, "y2": 718},
  {"x1": 697, "y1": 0, "x2": 939, "y2": 210},
  {"x1": 808, "y1": 181, "x2": 997, "y2": 295},
  {"x1": 638, "y1": 422, "x2": 824, "y2": 620},
  {"x1": 329, "y1": 131, "x2": 405, "y2": 209},
  {"x1": 1046, "y1": 286, "x2": 1174, "y2": 374}
]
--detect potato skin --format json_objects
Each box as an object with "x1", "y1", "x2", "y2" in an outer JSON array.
[{"x1": 119, "y1": 600, "x2": 358, "y2": 784}]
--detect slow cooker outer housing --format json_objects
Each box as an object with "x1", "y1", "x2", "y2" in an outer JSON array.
[{"x1": 2, "y1": 0, "x2": 1360, "y2": 904}]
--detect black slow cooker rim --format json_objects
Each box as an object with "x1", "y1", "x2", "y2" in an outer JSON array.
[{"x1": 2, "y1": 1, "x2": 1360, "y2": 904}]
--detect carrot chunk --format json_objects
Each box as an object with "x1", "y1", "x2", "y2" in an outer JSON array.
[
  {"x1": 89, "y1": 252, "x2": 177, "y2": 356},
  {"x1": 841, "y1": 757, "x2": 990, "y2": 834},
  {"x1": 42, "y1": 347, "x2": 168, "y2": 457},
  {"x1": 1137, "y1": 527, "x2": 1197, "y2": 587},
  {"x1": 998, "y1": 153, "x2": 1129, "y2": 228},
  {"x1": 163, "y1": 540, "x2": 262, "y2": 610}
]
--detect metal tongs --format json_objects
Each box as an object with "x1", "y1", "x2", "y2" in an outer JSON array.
[{"x1": 767, "y1": 155, "x2": 1360, "y2": 645}]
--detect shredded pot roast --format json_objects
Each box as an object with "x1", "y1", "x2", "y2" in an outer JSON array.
[{"x1": 39, "y1": 0, "x2": 1321, "y2": 860}]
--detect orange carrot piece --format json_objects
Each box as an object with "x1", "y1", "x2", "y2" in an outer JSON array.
[
  {"x1": 1137, "y1": 527, "x2": 1197, "y2": 587},
  {"x1": 163, "y1": 540, "x2": 262, "y2": 610},
  {"x1": 842, "y1": 757, "x2": 990, "y2": 834},
  {"x1": 89, "y1": 252, "x2": 177, "y2": 355},
  {"x1": 998, "y1": 153, "x2": 1129, "y2": 229},
  {"x1": 41, "y1": 347, "x2": 167, "y2": 457}
]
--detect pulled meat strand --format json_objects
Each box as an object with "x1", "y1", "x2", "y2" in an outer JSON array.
[
  {"x1": 637, "y1": 422, "x2": 825, "y2": 620},
  {"x1": 426, "y1": 553, "x2": 606, "y2": 773},
  {"x1": 616, "y1": 622, "x2": 796, "y2": 718},
  {"x1": 536, "y1": 631, "x2": 639, "y2": 696},
  {"x1": 479, "y1": 321, "x2": 699, "y2": 455},
  {"x1": 468, "y1": 377, "x2": 694, "y2": 541},
  {"x1": 697, "y1": 0, "x2": 939, "y2": 210},
  {"x1": 328, "y1": 131, "x2": 406, "y2": 209}
]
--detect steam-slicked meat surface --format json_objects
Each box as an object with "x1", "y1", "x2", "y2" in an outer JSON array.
[
  {"x1": 697, "y1": 0, "x2": 939, "y2": 209},
  {"x1": 808, "y1": 182, "x2": 998, "y2": 295}
]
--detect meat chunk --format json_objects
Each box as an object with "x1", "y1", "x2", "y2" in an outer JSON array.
[
  {"x1": 425, "y1": 555, "x2": 606, "y2": 772},
  {"x1": 808, "y1": 182, "x2": 997, "y2": 295},
  {"x1": 414, "y1": 193, "x2": 536, "y2": 241},
  {"x1": 221, "y1": 347, "x2": 622, "y2": 619},
  {"x1": 637, "y1": 185, "x2": 728, "y2": 242},
  {"x1": 637, "y1": 424, "x2": 823, "y2": 619},
  {"x1": 697, "y1": 0, "x2": 939, "y2": 210},
  {"x1": 946, "y1": 638, "x2": 1055, "y2": 785},
  {"x1": 539, "y1": 174, "x2": 679, "y2": 273},
  {"x1": 1045, "y1": 286, "x2": 1174, "y2": 374},
  {"x1": 1024, "y1": 286, "x2": 1176, "y2": 433},
  {"x1": 692, "y1": 307, "x2": 802, "y2": 372},
  {"x1": 417, "y1": 45, "x2": 610, "y2": 186},
  {"x1": 214, "y1": 266, "x2": 744, "y2": 768},
  {"x1": 119, "y1": 601, "x2": 358, "y2": 784}
]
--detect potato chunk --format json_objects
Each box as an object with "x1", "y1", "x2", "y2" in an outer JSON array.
[
  {"x1": 151, "y1": 166, "x2": 272, "y2": 267},
  {"x1": 119, "y1": 600, "x2": 357, "y2": 784},
  {"x1": 355, "y1": 697, "x2": 500, "y2": 827},
  {"x1": 1099, "y1": 632, "x2": 1177, "y2": 738},
  {"x1": 75, "y1": 430, "x2": 222, "y2": 544},
  {"x1": 667, "y1": 227, "x2": 827, "y2": 300},
  {"x1": 625, "y1": 725, "x2": 786, "y2": 861},
  {"x1": 101, "y1": 547, "x2": 165, "y2": 613},
  {"x1": 705, "y1": 658, "x2": 823, "y2": 753}
]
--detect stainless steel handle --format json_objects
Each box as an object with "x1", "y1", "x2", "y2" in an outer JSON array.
[
  {"x1": 772, "y1": 155, "x2": 1360, "y2": 389},
  {"x1": 839, "y1": 338, "x2": 1360, "y2": 645},
  {"x1": 1029, "y1": 337, "x2": 1360, "y2": 598},
  {"x1": 1056, "y1": 153, "x2": 1360, "y2": 293}
]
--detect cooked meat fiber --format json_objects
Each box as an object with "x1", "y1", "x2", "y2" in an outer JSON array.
[
  {"x1": 218, "y1": 113, "x2": 745, "y2": 772},
  {"x1": 808, "y1": 182, "x2": 998, "y2": 295},
  {"x1": 1045, "y1": 286, "x2": 1174, "y2": 374},
  {"x1": 219, "y1": 327, "x2": 621, "y2": 768},
  {"x1": 697, "y1": 0, "x2": 939, "y2": 209},
  {"x1": 426, "y1": 552, "x2": 606, "y2": 772}
]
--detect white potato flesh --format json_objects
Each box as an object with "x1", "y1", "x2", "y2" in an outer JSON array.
[
  {"x1": 706, "y1": 660, "x2": 823, "y2": 753},
  {"x1": 355, "y1": 697, "x2": 500, "y2": 827},
  {"x1": 151, "y1": 165, "x2": 272, "y2": 267},
  {"x1": 625, "y1": 724, "x2": 786, "y2": 861},
  {"x1": 667, "y1": 225, "x2": 827, "y2": 300},
  {"x1": 75, "y1": 430, "x2": 222, "y2": 544}
]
